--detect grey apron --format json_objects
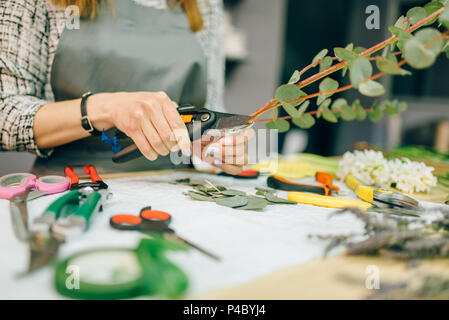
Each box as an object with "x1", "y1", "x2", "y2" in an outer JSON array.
[{"x1": 33, "y1": 0, "x2": 207, "y2": 176}]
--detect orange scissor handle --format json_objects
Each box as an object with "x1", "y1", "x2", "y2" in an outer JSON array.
[
  {"x1": 64, "y1": 167, "x2": 79, "y2": 186},
  {"x1": 140, "y1": 207, "x2": 171, "y2": 223},
  {"x1": 84, "y1": 165, "x2": 102, "y2": 183},
  {"x1": 110, "y1": 214, "x2": 143, "y2": 231},
  {"x1": 316, "y1": 172, "x2": 340, "y2": 191}
]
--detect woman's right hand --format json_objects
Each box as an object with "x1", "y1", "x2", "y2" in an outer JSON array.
[{"x1": 88, "y1": 91, "x2": 192, "y2": 160}]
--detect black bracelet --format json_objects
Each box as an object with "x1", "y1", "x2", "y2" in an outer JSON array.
[{"x1": 80, "y1": 92, "x2": 102, "y2": 136}]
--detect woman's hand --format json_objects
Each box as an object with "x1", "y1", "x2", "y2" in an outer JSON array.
[
  {"x1": 88, "y1": 92, "x2": 192, "y2": 160},
  {"x1": 193, "y1": 129, "x2": 255, "y2": 175}
]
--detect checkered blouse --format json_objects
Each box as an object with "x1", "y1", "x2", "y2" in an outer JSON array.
[{"x1": 0, "y1": 0, "x2": 224, "y2": 157}]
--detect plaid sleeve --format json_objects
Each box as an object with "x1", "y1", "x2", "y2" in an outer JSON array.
[{"x1": 0, "y1": 0, "x2": 53, "y2": 157}]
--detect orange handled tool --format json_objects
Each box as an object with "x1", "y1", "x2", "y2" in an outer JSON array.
[
  {"x1": 84, "y1": 165, "x2": 103, "y2": 184},
  {"x1": 65, "y1": 167, "x2": 80, "y2": 189},
  {"x1": 267, "y1": 175, "x2": 331, "y2": 196},
  {"x1": 65, "y1": 165, "x2": 108, "y2": 191},
  {"x1": 316, "y1": 172, "x2": 340, "y2": 192}
]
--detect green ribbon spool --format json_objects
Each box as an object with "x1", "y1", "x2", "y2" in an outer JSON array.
[{"x1": 55, "y1": 238, "x2": 189, "y2": 300}]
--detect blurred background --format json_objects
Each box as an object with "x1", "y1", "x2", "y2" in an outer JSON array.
[{"x1": 1, "y1": 0, "x2": 448, "y2": 175}]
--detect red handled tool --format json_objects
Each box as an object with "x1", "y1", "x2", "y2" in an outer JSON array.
[
  {"x1": 267, "y1": 172, "x2": 339, "y2": 196},
  {"x1": 65, "y1": 165, "x2": 108, "y2": 191},
  {"x1": 110, "y1": 207, "x2": 220, "y2": 261}
]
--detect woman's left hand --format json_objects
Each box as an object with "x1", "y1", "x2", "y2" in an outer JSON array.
[{"x1": 193, "y1": 129, "x2": 255, "y2": 175}]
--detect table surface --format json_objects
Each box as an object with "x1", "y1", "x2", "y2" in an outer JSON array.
[{"x1": 0, "y1": 170, "x2": 445, "y2": 299}]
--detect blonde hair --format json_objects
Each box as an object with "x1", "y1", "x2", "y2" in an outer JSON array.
[{"x1": 51, "y1": 0, "x2": 204, "y2": 31}]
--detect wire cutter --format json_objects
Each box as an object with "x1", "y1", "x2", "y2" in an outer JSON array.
[
  {"x1": 267, "y1": 172, "x2": 341, "y2": 196},
  {"x1": 112, "y1": 105, "x2": 253, "y2": 163}
]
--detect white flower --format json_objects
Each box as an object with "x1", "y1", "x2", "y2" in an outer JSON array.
[{"x1": 337, "y1": 150, "x2": 437, "y2": 193}]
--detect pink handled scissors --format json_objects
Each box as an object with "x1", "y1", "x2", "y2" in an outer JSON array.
[{"x1": 0, "y1": 173, "x2": 70, "y2": 201}]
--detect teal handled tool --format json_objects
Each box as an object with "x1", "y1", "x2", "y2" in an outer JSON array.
[
  {"x1": 55, "y1": 238, "x2": 189, "y2": 300},
  {"x1": 110, "y1": 207, "x2": 220, "y2": 261},
  {"x1": 26, "y1": 189, "x2": 104, "y2": 273}
]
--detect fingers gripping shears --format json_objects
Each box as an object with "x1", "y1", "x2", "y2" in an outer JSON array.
[
  {"x1": 112, "y1": 105, "x2": 253, "y2": 163},
  {"x1": 110, "y1": 207, "x2": 220, "y2": 261}
]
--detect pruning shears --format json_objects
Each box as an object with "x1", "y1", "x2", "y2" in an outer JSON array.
[{"x1": 112, "y1": 105, "x2": 253, "y2": 163}]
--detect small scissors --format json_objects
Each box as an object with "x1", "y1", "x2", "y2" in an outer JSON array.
[
  {"x1": 0, "y1": 173, "x2": 70, "y2": 242},
  {"x1": 0, "y1": 173, "x2": 70, "y2": 201},
  {"x1": 110, "y1": 207, "x2": 220, "y2": 261}
]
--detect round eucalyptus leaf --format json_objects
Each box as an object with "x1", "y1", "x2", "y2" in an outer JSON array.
[
  {"x1": 317, "y1": 77, "x2": 339, "y2": 105},
  {"x1": 376, "y1": 56, "x2": 411, "y2": 75},
  {"x1": 312, "y1": 49, "x2": 329, "y2": 64},
  {"x1": 266, "y1": 193, "x2": 297, "y2": 204},
  {"x1": 340, "y1": 105, "x2": 357, "y2": 121},
  {"x1": 298, "y1": 100, "x2": 310, "y2": 115},
  {"x1": 319, "y1": 56, "x2": 333, "y2": 72},
  {"x1": 334, "y1": 47, "x2": 358, "y2": 63},
  {"x1": 369, "y1": 105, "x2": 384, "y2": 123},
  {"x1": 221, "y1": 190, "x2": 247, "y2": 196},
  {"x1": 331, "y1": 98, "x2": 348, "y2": 111},
  {"x1": 275, "y1": 84, "x2": 303, "y2": 102},
  {"x1": 236, "y1": 196, "x2": 269, "y2": 211},
  {"x1": 216, "y1": 196, "x2": 249, "y2": 208},
  {"x1": 406, "y1": 7, "x2": 427, "y2": 25},
  {"x1": 266, "y1": 119, "x2": 290, "y2": 133},
  {"x1": 394, "y1": 15, "x2": 410, "y2": 29},
  {"x1": 288, "y1": 70, "x2": 301, "y2": 84},
  {"x1": 353, "y1": 100, "x2": 367, "y2": 121},
  {"x1": 358, "y1": 81, "x2": 386, "y2": 97},
  {"x1": 388, "y1": 26, "x2": 412, "y2": 40},
  {"x1": 186, "y1": 191, "x2": 214, "y2": 202},
  {"x1": 322, "y1": 109, "x2": 338, "y2": 123},
  {"x1": 280, "y1": 101, "x2": 300, "y2": 118},
  {"x1": 404, "y1": 28, "x2": 443, "y2": 69},
  {"x1": 440, "y1": 7, "x2": 449, "y2": 29},
  {"x1": 424, "y1": 1, "x2": 444, "y2": 25},
  {"x1": 292, "y1": 113, "x2": 316, "y2": 129},
  {"x1": 349, "y1": 57, "x2": 373, "y2": 89}
]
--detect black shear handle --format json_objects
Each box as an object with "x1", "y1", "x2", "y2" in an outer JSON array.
[{"x1": 112, "y1": 105, "x2": 216, "y2": 163}]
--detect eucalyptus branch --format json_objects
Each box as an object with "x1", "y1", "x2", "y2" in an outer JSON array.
[{"x1": 247, "y1": 2, "x2": 449, "y2": 133}]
